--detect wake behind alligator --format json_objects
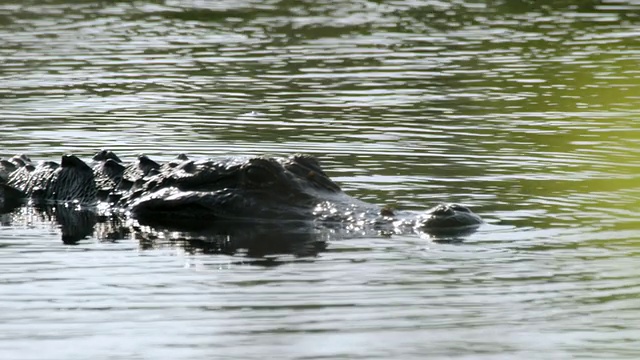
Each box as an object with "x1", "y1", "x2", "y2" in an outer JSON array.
[{"x1": 0, "y1": 151, "x2": 482, "y2": 254}]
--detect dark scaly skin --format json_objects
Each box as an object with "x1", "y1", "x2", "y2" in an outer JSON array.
[
  {"x1": 124, "y1": 155, "x2": 346, "y2": 224},
  {"x1": 92, "y1": 149, "x2": 122, "y2": 163},
  {"x1": 0, "y1": 151, "x2": 483, "y2": 234},
  {"x1": 8, "y1": 155, "x2": 96, "y2": 204},
  {"x1": 414, "y1": 203, "x2": 483, "y2": 235},
  {"x1": 0, "y1": 183, "x2": 25, "y2": 211},
  {"x1": 8, "y1": 162, "x2": 58, "y2": 198},
  {"x1": 0, "y1": 160, "x2": 18, "y2": 183},
  {"x1": 10, "y1": 154, "x2": 32, "y2": 167},
  {"x1": 93, "y1": 159, "x2": 126, "y2": 200},
  {"x1": 124, "y1": 154, "x2": 483, "y2": 233},
  {"x1": 48, "y1": 155, "x2": 97, "y2": 203},
  {"x1": 123, "y1": 155, "x2": 160, "y2": 183}
]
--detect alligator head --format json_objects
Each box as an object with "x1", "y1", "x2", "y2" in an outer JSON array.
[
  {"x1": 415, "y1": 203, "x2": 483, "y2": 235},
  {"x1": 127, "y1": 154, "x2": 345, "y2": 226}
]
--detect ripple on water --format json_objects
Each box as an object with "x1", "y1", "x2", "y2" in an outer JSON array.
[{"x1": 2, "y1": 0, "x2": 640, "y2": 359}]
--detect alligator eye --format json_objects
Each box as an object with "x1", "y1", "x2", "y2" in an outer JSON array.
[
  {"x1": 450, "y1": 204, "x2": 470, "y2": 212},
  {"x1": 245, "y1": 165, "x2": 275, "y2": 185}
]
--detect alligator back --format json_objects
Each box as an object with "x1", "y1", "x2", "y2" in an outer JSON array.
[{"x1": 8, "y1": 155, "x2": 97, "y2": 204}]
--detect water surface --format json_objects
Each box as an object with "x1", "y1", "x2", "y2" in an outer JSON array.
[{"x1": 1, "y1": 0, "x2": 640, "y2": 359}]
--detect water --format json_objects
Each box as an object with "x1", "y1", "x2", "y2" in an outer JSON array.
[{"x1": 1, "y1": 0, "x2": 640, "y2": 358}]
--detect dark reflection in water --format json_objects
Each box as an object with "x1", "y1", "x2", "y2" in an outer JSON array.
[
  {"x1": 1, "y1": 204, "x2": 327, "y2": 256},
  {"x1": 133, "y1": 220, "x2": 328, "y2": 258}
]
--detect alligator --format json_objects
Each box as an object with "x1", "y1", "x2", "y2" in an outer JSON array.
[{"x1": 0, "y1": 151, "x2": 483, "y2": 244}]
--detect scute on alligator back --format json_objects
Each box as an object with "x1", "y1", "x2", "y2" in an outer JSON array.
[{"x1": 8, "y1": 154, "x2": 97, "y2": 204}]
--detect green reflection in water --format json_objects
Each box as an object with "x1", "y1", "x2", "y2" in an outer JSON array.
[{"x1": 0, "y1": 0, "x2": 639, "y2": 236}]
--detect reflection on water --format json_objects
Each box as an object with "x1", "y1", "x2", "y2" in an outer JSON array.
[
  {"x1": 2, "y1": 204, "x2": 331, "y2": 257},
  {"x1": 1, "y1": 0, "x2": 640, "y2": 359}
]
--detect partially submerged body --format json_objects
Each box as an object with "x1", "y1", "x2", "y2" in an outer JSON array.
[{"x1": 0, "y1": 151, "x2": 483, "y2": 236}]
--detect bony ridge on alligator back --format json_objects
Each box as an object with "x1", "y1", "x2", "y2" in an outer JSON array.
[{"x1": 0, "y1": 150, "x2": 483, "y2": 235}]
